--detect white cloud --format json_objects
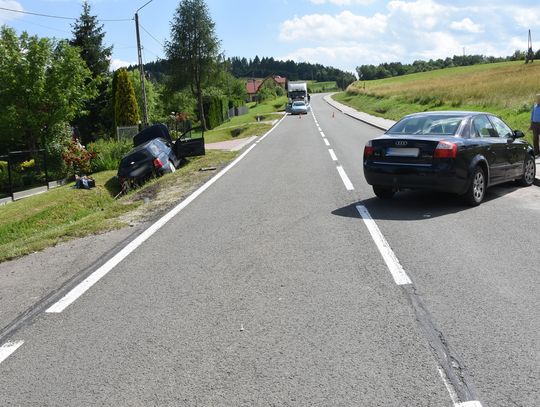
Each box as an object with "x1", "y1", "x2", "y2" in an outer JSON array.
[
  {"x1": 279, "y1": 43, "x2": 406, "y2": 73},
  {"x1": 387, "y1": 0, "x2": 449, "y2": 30},
  {"x1": 512, "y1": 8, "x2": 540, "y2": 29},
  {"x1": 414, "y1": 31, "x2": 463, "y2": 60},
  {"x1": 450, "y1": 17, "x2": 483, "y2": 33},
  {"x1": 277, "y1": 1, "x2": 539, "y2": 71},
  {"x1": 110, "y1": 58, "x2": 136, "y2": 71},
  {"x1": 279, "y1": 11, "x2": 387, "y2": 42},
  {"x1": 0, "y1": 0, "x2": 23, "y2": 24}
]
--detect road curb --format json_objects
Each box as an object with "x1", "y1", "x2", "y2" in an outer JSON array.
[{"x1": 323, "y1": 94, "x2": 393, "y2": 131}]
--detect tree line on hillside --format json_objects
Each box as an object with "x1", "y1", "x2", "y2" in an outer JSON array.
[
  {"x1": 135, "y1": 56, "x2": 357, "y2": 90},
  {"x1": 227, "y1": 56, "x2": 356, "y2": 89},
  {"x1": 356, "y1": 50, "x2": 540, "y2": 81}
]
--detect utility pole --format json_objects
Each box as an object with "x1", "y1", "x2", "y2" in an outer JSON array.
[
  {"x1": 525, "y1": 29, "x2": 534, "y2": 64},
  {"x1": 135, "y1": 12, "x2": 149, "y2": 127}
]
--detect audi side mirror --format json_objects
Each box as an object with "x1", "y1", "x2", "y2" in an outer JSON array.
[{"x1": 513, "y1": 130, "x2": 525, "y2": 138}]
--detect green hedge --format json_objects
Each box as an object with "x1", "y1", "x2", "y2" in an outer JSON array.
[{"x1": 203, "y1": 96, "x2": 231, "y2": 130}]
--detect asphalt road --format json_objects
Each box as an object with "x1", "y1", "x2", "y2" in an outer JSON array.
[{"x1": 1, "y1": 94, "x2": 539, "y2": 406}]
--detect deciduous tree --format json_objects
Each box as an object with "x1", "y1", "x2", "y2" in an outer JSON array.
[
  {"x1": 166, "y1": 0, "x2": 221, "y2": 130},
  {"x1": 0, "y1": 26, "x2": 95, "y2": 162}
]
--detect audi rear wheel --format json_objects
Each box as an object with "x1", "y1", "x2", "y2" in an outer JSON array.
[
  {"x1": 517, "y1": 155, "x2": 535, "y2": 187},
  {"x1": 464, "y1": 166, "x2": 485, "y2": 206}
]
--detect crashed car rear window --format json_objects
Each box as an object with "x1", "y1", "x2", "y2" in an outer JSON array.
[
  {"x1": 120, "y1": 151, "x2": 150, "y2": 167},
  {"x1": 388, "y1": 115, "x2": 465, "y2": 136}
]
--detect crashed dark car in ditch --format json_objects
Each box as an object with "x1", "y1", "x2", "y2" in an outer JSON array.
[{"x1": 117, "y1": 123, "x2": 205, "y2": 190}]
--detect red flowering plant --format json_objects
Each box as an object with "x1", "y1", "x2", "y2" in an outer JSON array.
[{"x1": 62, "y1": 138, "x2": 97, "y2": 177}]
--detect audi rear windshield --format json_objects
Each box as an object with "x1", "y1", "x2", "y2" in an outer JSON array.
[{"x1": 387, "y1": 115, "x2": 465, "y2": 136}]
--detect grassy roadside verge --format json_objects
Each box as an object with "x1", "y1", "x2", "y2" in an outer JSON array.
[
  {"x1": 334, "y1": 61, "x2": 540, "y2": 144},
  {"x1": 204, "y1": 96, "x2": 286, "y2": 144},
  {"x1": 0, "y1": 150, "x2": 237, "y2": 262}
]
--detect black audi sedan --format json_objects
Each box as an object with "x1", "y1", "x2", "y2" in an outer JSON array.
[{"x1": 363, "y1": 111, "x2": 536, "y2": 205}]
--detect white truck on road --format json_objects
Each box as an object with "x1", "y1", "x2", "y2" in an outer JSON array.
[{"x1": 287, "y1": 82, "x2": 308, "y2": 103}]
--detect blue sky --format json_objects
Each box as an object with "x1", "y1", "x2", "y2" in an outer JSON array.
[{"x1": 1, "y1": 0, "x2": 539, "y2": 74}]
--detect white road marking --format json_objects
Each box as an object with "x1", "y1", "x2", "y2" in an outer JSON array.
[
  {"x1": 256, "y1": 114, "x2": 287, "y2": 143},
  {"x1": 328, "y1": 149, "x2": 338, "y2": 161},
  {"x1": 336, "y1": 166, "x2": 354, "y2": 191},
  {"x1": 438, "y1": 367, "x2": 459, "y2": 404},
  {"x1": 456, "y1": 402, "x2": 483, "y2": 407},
  {"x1": 320, "y1": 131, "x2": 325, "y2": 138},
  {"x1": 0, "y1": 341, "x2": 24, "y2": 364},
  {"x1": 323, "y1": 138, "x2": 330, "y2": 146},
  {"x1": 47, "y1": 118, "x2": 286, "y2": 314},
  {"x1": 355, "y1": 205, "x2": 412, "y2": 285}
]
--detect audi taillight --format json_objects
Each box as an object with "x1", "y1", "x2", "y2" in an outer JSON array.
[
  {"x1": 153, "y1": 158, "x2": 164, "y2": 169},
  {"x1": 364, "y1": 141, "x2": 374, "y2": 158},
  {"x1": 434, "y1": 141, "x2": 458, "y2": 158}
]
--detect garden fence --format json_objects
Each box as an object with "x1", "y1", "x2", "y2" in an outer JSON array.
[
  {"x1": 0, "y1": 149, "x2": 50, "y2": 203},
  {"x1": 116, "y1": 125, "x2": 140, "y2": 142}
]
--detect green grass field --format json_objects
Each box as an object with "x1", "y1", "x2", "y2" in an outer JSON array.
[
  {"x1": 204, "y1": 97, "x2": 286, "y2": 144},
  {"x1": 308, "y1": 81, "x2": 339, "y2": 93},
  {"x1": 0, "y1": 150, "x2": 237, "y2": 262},
  {"x1": 335, "y1": 61, "x2": 540, "y2": 143}
]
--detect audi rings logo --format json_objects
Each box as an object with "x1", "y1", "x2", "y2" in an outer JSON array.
[{"x1": 395, "y1": 141, "x2": 408, "y2": 146}]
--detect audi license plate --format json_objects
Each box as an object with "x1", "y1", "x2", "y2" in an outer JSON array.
[{"x1": 386, "y1": 147, "x2": 419, "y2": 157}]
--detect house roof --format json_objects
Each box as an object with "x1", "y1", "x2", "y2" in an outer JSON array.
[
  {"x1": 245, "y1": 75, "x2": 287, "y2": 95},
  {"x1": 246, "y1": 80, "x2": 263, "y2": 94}
]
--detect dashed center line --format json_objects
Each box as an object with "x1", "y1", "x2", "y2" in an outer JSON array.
[
  {"x1": 328, "y1": 149, "x2": 338, "y2": 161},
  {"x1": 323, "y1": 138, "x2": 330, "y2": 146},
  {"x1": 312, "y1": 103, "x2": 483, "y2": 407},
  {"x1": 336, "y1": 166, "x2": 355, "y2": 191}
]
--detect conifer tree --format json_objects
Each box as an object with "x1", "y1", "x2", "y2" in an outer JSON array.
[
  {"x1": 70, "y1": 1, "x2": 113, "y2": 141},
  {"x1": 114, "y1": 69, "x2": 140, "y2": 127}
]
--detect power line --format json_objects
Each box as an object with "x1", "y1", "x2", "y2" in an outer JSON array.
[
  {"x1": 0, "y1": 6, "x2": 132, "y2": 22},
  {"x1": 14, "y1": 19, "x2": 72, "y2": 35},
  {"x1": 136, "y1": 0, "x2": 155, "y2": 14},
  {"x1": 140, "y1": 23, "x2": 163, "y2": 48}
]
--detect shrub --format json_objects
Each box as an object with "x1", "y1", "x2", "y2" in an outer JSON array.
[
  {"x1": 87, "y1": 139, "x2": 133, "y2": 172},
  {"x1": 62, "y1": 138, "x2": 97, "y2": 176}
]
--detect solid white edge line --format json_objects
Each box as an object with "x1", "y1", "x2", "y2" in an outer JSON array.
[
  {"x1": 323, "y1": 138, "x2": 330, "y2": 146},
  {"x1": 437, "y1": 367, "x2": 459, "y2": 405},
  {"x1": 47, "y1": 118, "x2": 286, "y2": 314},
  {"x1": 456, "y1": 402, "x2": 483, "y2": 407},
  {"x1": 355, "y1": 205, "x2": 412, "y2": 285},
  {"x1": 328, "y1": 149, "x2": 338, "y2": 161},
  {"x1": 256, "y1": 114, "x2": 287, "y2": 144},
  {"x1": 0, "y1": 340, "x2": 24, "y2": 364},
  {"x1": 336, "y1": 166, "x2": 354, "y2": 191}
]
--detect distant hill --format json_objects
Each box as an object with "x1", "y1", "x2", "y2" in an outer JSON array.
[
  {"x1": 228, "y1": 56, "x2": 356, "y2": 89},
  {"x1": 131, "y1": 57, "x2": 357, "y2": 89},
  {"x1": 336, "y1": 61, "x2": 540, "y2": 143}
]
